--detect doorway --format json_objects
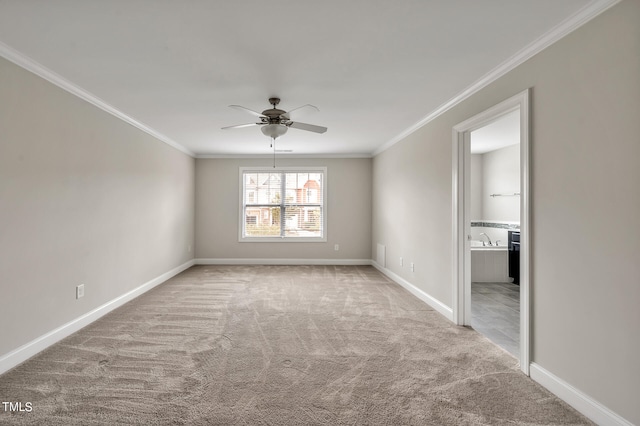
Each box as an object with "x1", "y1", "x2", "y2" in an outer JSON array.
[
  {"x1": 469, "y1": 110, "x2": 521, "y2": 357},
  {"x1": 452, "y1": 89, "x2": 530, "y2": 375}
]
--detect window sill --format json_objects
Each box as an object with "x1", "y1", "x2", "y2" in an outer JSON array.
[{"x1": 239, "y1": 237, "x2": 327, "y2": 243}]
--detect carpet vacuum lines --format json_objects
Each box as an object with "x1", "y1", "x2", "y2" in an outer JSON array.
[{"x1": 0, "y1": 265, "x2": 592, "y2": 425}]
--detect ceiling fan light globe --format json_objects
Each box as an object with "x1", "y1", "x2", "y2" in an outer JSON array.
[{"x1": 261, "y1": 123, "x2": 287, "y2": 139}]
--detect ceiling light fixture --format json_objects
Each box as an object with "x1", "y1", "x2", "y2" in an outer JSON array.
[{"x1": 260, "y1": 123, "x2": 288, "y2": 139}]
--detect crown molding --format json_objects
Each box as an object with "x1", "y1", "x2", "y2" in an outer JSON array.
[
  {"x1": 1, "y1": 0, "x2": 620, "y2": 160},
  {"x1": 0, "y1": 41, "x2": 195, "y2": 158},
  {"x1": 372, "y1": 0, "x2": 622, "y2": 157}
]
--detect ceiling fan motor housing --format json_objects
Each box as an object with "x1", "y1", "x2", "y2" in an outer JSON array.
[
  {"x1": 261, "y1": 108, "x2": 287, "y2": 121},
  {"x1": 262, "y1": 98, "x2": 287, "y2": 122},
  {"x1": 223, "y1": 97, "x2": 327, "y2": 137}
]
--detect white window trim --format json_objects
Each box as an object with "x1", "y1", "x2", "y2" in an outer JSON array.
[{"x1": 238, "y1": 166, "x2": 328, "y2": 243}]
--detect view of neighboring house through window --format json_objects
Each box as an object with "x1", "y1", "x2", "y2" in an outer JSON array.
[{"x1": 240, "y1": 167, "x2": 326, "y2": 241}]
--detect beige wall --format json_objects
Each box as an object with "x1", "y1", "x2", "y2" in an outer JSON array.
[
  {"x1": 195, "y1": 157, "x2": 372, "y2": 261},
  {"x1": 372, "y1": 1, "x2": 639, "y2": 423},
  {"x1": 372, "y1": 124, "x2": 453, "y2": 304},
  {"x1": 469, "y1": 145, "x2": 521, "y2": 244},
  {"x1": 0, "y1": 56, "x2": 195, "y2": 358}
]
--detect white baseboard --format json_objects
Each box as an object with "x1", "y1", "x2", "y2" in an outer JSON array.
[
  {"x1": 195, "y1": 258, "x2": 372, "y2": 266},
  {"x1": 530, "y1": 363, "x2": 633, "y2": 426},
  {"x1": 371, "y1": 261, "x2": 454, "y2": 322},
  {"x1": 0, "y1": 259, "x2": 195, "y2": 375}
]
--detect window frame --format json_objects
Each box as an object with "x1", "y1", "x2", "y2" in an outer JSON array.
[{"x1": 238, "y1": 166, "x2": 328, "y2": 242}]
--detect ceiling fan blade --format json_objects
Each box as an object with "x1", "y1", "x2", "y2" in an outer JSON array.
[
  {"x1": 221, "y1": 123, "x2": 261, "y2": 130},
  {"x1": 229, "y1": 105, "x2": 267, "y2": 118},
  {"x1": 282, "y1": 104, "x2": 319, "y2": 120},
  {"x1": 288, "y1": 121, "x2": 327, "y2": 134}
]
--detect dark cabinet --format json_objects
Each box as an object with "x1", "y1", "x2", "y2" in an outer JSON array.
[{"x1": 508, "y1": 231, "x2": 520, "y2": 285}]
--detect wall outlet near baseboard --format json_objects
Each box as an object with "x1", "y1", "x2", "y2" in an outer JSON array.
[
  {"x1": 76, "y1": 284, "x2": 85, "y2": 299},
  {"x1": 188, "y1": 245, "x2": 192, "y2": 253},
  {"x1": 410, "y1": 263, "x2": 415, "y2": 272},
  {"x1": 400, "y1": 257, "x2": 403, "y2": 266},
  {"x1": 334, "y1": 244, "x2": 339, "y2": 251}
]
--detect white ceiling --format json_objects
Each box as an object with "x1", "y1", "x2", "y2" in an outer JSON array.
[
  {"x1": 0, "y1": 0, "x2": 597, "y2": 157},
  {"x1": 471, "y1": 109, "x2": 520, "y2": 154}
]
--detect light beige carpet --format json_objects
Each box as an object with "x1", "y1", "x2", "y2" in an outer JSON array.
[{"x1": 0, "y1": 265, "x2": 592, "y2": 425}]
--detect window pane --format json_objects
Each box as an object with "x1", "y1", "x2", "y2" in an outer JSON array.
[
  {"x1": 245, "y1": 172, "x2": 281, "y2": 205},
  {"x1": 285, "y1": 188, "x2": 297, "y2": 203},
  {"x1": 284, "y1": 206, "x2": 322, "y2": 237},
  {"x1": 284, "y1": 172, "x2": 323, "y2": 205},
  {"x1": 244, "y1": 207, "x2": 281, "y2": 236},
  {"x1": 241, "y1": 168, "x2": 324, "y2": 240}
]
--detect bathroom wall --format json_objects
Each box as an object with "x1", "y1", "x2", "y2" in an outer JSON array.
[
  {"x1": 470, "y1": 144, "x2": 519, "y2": 245},
  {"x1": 483, "y1": 144, "x2": 520, "y2": 222}
]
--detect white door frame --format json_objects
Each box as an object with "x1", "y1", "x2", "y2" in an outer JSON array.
[{"x1": 451, "y1": 89, "x2": 531, "y2": 375}]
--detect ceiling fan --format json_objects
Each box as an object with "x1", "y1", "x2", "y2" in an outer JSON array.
[{"x1": 222, "y1": 97, "x2": 327, "y2": 140}]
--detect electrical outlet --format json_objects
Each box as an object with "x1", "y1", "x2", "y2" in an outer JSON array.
[
  {"x1": 400, "y1": 257, "x2": 403, "y2": 266},
  {"x1": 188, "y1": 245, "x2": 192, "y2": 253},
  {"x1": 334, "y1": 244, "x2": 339, "y2": 251},
  {"x1": 76, "y1": 284, "x2": 85, "y2": 299},
  {"x1": 410, "y1": 263, "x2": 415, "y2": 272}
]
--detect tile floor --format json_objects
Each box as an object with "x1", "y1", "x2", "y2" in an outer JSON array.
[{"x1": 471, "y1": 281, "x2": 520, "y2": 357}]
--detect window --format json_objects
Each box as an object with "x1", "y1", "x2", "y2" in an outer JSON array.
[{"x1": 240, "y1": 167, "x2": 327, "y2": 241}]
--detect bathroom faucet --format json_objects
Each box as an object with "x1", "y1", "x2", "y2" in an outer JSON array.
[{"x1": 479, "y1": 233, "x2": 492, "y2": 246}]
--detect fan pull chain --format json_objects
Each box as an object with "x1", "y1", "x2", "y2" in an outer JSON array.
[{"x1": 272, "y1": 137, "x2": 276, "y2": 168}]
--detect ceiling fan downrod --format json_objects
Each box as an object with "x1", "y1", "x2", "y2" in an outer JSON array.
[{"x1": 268, "y1": 97, "x2": 280, "y2": 108}]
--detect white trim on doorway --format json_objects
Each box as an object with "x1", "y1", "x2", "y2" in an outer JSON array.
[{"x1": 451, "y1": 89, "x2": 531, "y2": 375}]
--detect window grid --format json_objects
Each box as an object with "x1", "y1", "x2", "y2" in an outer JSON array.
[{"x1": 240, "y1": 168, "x2": 326, "y2": 241}]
